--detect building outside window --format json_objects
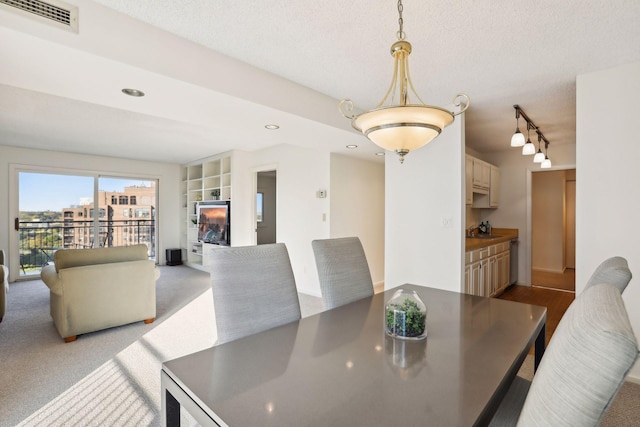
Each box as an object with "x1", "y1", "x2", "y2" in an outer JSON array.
[
  {"x1": 119, "y1": 195, "x2": 128, "y2": 205},
  {"x1": 111, "y1": 195, "x2": 118, "y2": 204},
  {"x1": 130, "y1": 196, "x2": 136, "y2": 205}
]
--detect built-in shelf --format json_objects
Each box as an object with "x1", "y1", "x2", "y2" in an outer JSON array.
[{"x1": 181, "y1": 154, "x2": 232, "y2": 270}]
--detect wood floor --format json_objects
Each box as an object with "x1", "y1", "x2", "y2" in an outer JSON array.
[
  {"x1": 497, "y1": 284, "x2": 575, "y2": 347},
  {"x1": 531, "y1": 268, "x2": 575, "y2": 292}
]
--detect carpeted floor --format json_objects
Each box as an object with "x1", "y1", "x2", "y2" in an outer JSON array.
[{"x1": 0, "y1": 265, "x2": 215, "y2": 427}]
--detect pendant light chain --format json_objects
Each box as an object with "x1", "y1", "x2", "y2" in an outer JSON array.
[{"x1": 397, "y1": 0, "x2": 405, "y2": 40}]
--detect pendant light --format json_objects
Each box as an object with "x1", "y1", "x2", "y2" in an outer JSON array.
[
  {"x1": 510, "y1": 108, "x2": 525, "y2": 147},
  {"x1": 339, "y1": 0, "x2": 470, "y2": 163},
  {"x1": 541, "y1": 142, "x2": 552, "y2": 168},
  {"x1": 522, "y1": 123, "x2": 536, "y2": 155},
  {"x1": 533, "y1": 133, "x2": 545, "y2": 163}
]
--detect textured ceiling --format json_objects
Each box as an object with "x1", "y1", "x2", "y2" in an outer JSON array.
[{"x1": 1, "y1": 0, "x2": 640, "y2": 163}]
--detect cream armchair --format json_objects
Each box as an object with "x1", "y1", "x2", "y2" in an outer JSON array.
[
  {"x1": 41, "y1": 244, "x2": 160, "y2": 342},
  {"x1": 1, "y1": 249, "x2": 8, "y2": 323}
]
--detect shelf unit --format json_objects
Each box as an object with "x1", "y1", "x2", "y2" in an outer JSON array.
[{"x1": 181, "y1": 155, "x2": 232, "y2": 270}]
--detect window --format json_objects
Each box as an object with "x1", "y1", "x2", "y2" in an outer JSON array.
[
  {"x1": 135, "y1": 208, "x2": 150, "y2": 218},
  {"x1": 256, "y1": 192, "x2": 264, "y2": 222},
  {"x1": 123, "y1": 209, "x2": 129, "y2": 217},
  {"x1": 111, "y1": 195, "x2": 118, "y2": 204},
  {"x1": 119, "y1": 196, "x2": 128, "y2": 205},
  {"x1": 130, "y1": 196, "x2": 137, "y2": 205}
]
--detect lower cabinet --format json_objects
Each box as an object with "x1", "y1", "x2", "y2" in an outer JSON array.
[{"x1": 465, "y1": 241, "x2": 511, "y2": 297}]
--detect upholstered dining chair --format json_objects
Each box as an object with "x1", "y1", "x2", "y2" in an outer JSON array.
[
  {"x1": 209, "y1": 243, "x2": 301, "y2": 345},
  {"x1": 490, "y1": 283, "x2": 639, "y2": 426},
  {"x1": 311, "y1": 237, "x2": 374, "y2": 310},
  {"x1": 585, "y1": 256, "x2": 632, "y2": 294}
]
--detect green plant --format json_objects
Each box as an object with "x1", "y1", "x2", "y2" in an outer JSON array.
[
  {"x1": 191, "y1": 218, "x2": 197, "y2": 225},
  {"x1": 386, "y1": 298, "x2": 426, "y2": 337},
  {"x1": 211, "y1": 189, "x2": 220, "y2": 198}
]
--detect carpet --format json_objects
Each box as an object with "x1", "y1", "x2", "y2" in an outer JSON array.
[{"x1": 0, "y1": 265, "x2": 215, "y2": 427}]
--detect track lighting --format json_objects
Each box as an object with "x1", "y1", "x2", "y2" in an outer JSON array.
[{"x1": 511, "y1": 105, "x2": 551, "y2": 167}]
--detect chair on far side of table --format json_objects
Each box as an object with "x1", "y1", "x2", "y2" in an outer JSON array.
[
  {"x1": 490, "y1": 283, "x2": 639, "y2": 426},
  {"x1": 0, "y1": 249, "x2": 8, "y2": 323},
  {"x1": 210, "y1": 243, "x2": 301, "y2": 345},
  {"x1": 312, "y1": 237, "x2": 374, "y2": 310},
  {"x1": 585, "y1": 256, "x2": 632, "y2": 294}
]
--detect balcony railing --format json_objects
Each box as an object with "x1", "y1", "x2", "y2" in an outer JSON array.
[{"x1": 18, "y1": 219, "x2": 156, "y2": 275}]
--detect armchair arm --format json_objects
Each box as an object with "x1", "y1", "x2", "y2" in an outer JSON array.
[{"x1": 41, "y1": 264, "x2": 63, "y2": 295}]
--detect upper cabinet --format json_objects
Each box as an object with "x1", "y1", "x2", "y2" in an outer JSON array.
[
  {"x1": 466, "y1": 155, "x2": 499, "y2": 208},
  {"x1": 472, "y1": 158, "x2": 490, "y2": 193}
]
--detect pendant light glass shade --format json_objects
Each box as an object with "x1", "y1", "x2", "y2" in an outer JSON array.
[
  {"x1": 533, "y1": 149, "x2": 545, "y2": 163},
  {"x1": 541, "y1": 156, "x2": 552, "y2": 168},
  {"x1": 511, "y1": 130, "x2": 525, "y2": 147},
  {"x1": 522, "y1": 139, "x2": 535, "y2": 155},
  {"x1": 339, "y1": 2, "x2": 469, "y2": 163}
]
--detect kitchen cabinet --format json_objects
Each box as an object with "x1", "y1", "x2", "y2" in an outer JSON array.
[
  {"x1": 471, "y1": 164, "x2": 500, "y2": 208},
  {"x1": 472, "y1": 159, "x2": 491, "y2": 192},
  {"x1": 464, "y1": 241, "x2": 511, "y2": 297}
]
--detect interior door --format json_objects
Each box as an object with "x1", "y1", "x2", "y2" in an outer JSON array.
[{"x1": 256, "y1": 170, "x2": 277, "y2": 245}]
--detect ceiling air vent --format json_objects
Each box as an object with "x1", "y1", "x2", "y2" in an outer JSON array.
[{"x1": 0, "y1": 0, "x2": 78, "y2": 33}]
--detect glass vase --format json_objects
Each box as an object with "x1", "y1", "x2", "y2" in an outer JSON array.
[{"x1": 385, "y1": 288, "x2": 427, "y2": 340}]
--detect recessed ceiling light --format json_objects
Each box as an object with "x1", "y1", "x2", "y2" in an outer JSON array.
[
  {"x1": 121, "y1": 88, "x2": 145, "y2": 97},
  {"x1": 265, "y1": 124, "x2": 280, "y2": 130},
  {"x1": 375, "y1": 152, "x2": 385, "y2": 156},
  {"x1": 346, "y1": 144, "x2": 358, "y2": 149}
]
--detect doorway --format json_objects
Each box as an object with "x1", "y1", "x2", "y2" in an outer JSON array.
[
  {"x1": 531, "y1": 169, "x2": 576, "y2": 291},
  {"x1": 256, "y1": 170, "x2": 277, "y2": 245}
]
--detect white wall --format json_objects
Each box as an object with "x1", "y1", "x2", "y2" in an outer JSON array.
[
  {"x1": 0, "y1": 145, "x2": 181, "y2": 278},
  {"x1": 239, "y1": 144, "x2": 331, "y2": 296},
  {"x1": 481, "y1": 143, "x2": 576, "y2": 285},
  {"x1": 576, "y1": 60, "x2": 640, "y2": 380},
  {"x1": 385, "y1": 117, "x2": 465, "y2": 291},
  {"x1": 329, "y1": 153, "x2": 385, "y2": 287}
]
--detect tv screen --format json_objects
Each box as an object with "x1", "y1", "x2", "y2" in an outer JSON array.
[{"x1": 197, "y1": 201, "x2": 230, "y2": 246}]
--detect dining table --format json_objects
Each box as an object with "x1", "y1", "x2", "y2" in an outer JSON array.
[{"x1": 161, "y1": 284, "x2": 546, "y2": 426}]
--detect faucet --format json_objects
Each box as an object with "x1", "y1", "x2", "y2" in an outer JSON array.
[{"x1": 466, "y1": 225, "x2": 476, "y2": 237}]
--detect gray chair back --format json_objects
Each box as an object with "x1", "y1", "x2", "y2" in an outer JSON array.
[
  {"x1": 585, "y1": 256, "x2": 632, "y2": 294},
  {"x1": 210, "y1": 243, "x2": 301, "y2": 345},
  {"x1": 312, "y1": 237, "x2": 374, "y2": 310},
  {"x1": 516, "y1": 283, "x2": 639, "y2": 426}
]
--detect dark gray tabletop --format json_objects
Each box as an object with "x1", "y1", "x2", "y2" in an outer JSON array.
[{"x1": 163, "y1": 284, "x2": 546, "y2": 426}]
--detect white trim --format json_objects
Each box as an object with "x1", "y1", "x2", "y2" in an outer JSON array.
[{"x1": 252, "y1": 164, "x2": 278, "y2": 246}]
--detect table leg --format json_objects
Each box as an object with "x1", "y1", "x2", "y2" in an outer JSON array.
[
  {"x1": 534, "y1": 323, "x2": 546, "y2": 372},
  {"x1": 165, "y1": 389, "x2": 181, "y2": 427}
]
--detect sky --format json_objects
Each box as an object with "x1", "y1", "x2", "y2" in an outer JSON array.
[{"x1": 19, "y1": 172, "x2": 154, "y2": 211}]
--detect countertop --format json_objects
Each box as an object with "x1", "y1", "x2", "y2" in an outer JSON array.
[{"x1": 465, "y1": 227, "x2": 518, "y2": 251}]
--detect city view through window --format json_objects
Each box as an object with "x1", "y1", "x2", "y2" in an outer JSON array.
[{"x1": 18, "y1": 173, "x2": 157, "y2": 275}]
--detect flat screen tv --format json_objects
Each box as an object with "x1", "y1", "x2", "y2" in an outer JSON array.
[{"x1": 197, "y1": 201, "x2": 230, "y2": 246}]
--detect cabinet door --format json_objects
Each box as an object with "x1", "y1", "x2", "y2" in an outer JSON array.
[
  {"x1": 472, "y1": 160, "x2": 483, "y2": 187},
  {"x1": 470, "y1": 261, "x2": 482, "y2": 296},
  {"x1": 489, "y1": 166, "x2": 500, "y2": 207},
  {"x1": 497, "y1": 251, "x2": 510, "y2": 292},
  {"x1": 465, "y1": 156, "x2": 473, "y2": 205},
  {"x1": 464, "y1": 264, "x2": 472, "y2": 294},
  {"x1": 480, "y1": 258, "x2": 490, "y2": 297},
  {"x1": 481, "y1": 162, "x2": 491, "y2": 188},
  {"x1": 488, "y1": 256, "x2": 498, "y2": 296}
]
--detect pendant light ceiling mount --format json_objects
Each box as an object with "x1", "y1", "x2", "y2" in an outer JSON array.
[{"x1": 339, "y1": 0, "x2": 469, "y2": 164}]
